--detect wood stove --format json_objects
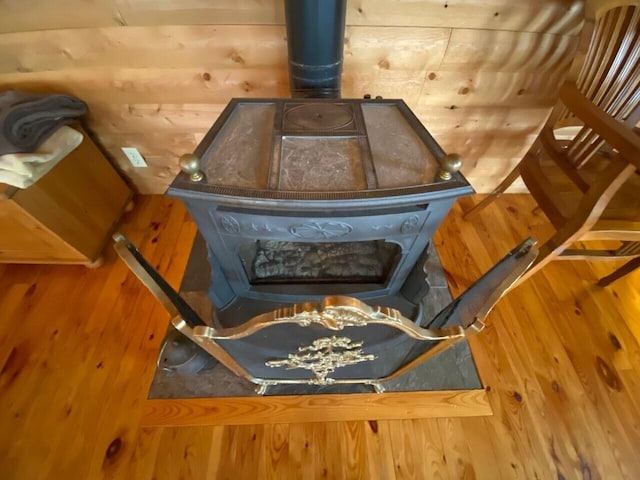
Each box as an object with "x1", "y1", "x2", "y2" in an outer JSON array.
[
  {"x1": 167, "y1": 98, "x2": 473, "y2": 326},
  {"x1": 142, "y1": 0, "x2": 484, "y2": 390}
]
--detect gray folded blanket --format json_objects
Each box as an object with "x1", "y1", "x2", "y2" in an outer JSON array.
[{"x1": 0, "y1": 90, "x2": 88, "y2": 155}]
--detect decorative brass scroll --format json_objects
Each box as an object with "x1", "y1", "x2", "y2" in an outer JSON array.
[{"x1": 266, "y1": 336, "x2": 376, "y2": 384}]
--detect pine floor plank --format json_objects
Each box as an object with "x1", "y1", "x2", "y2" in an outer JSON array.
[
  {"x1": 436, "y1": 417, "x2": 476, "y2": 480},
  {"x1": 205, "y1": 426, "x2": 226, "y2": 478},
  {"x1": 314, "y1": 422, "x2": 342, "y2": 479},
  {"x1": 499, "y1": 282, "x2": 624, "y2": 479},
  {"x1": 336, "y1": 421, "x2": 367, "y2": 480},
  {"x1": 259, "y1": 423, "x2": 290, "y2": 480},
  {"x1": 387, "y1": 419, "x2": 422, "y2": 480},
  {"x1": 458, "y1": 417, "x2": 502, "y2": 480},
  {"x1": 287, "y1": 422, "x2": 318, "y2": 480},
  {"x1": 363, "y1": 420, "x2": 397, "y2": 480},
  {"x1": 150, "y1": 427, "x2": 215, "y2": 479},
  {"x1": 414, "y1": 419, "x2": 448, "y2": 479},
  {"x1": 126, "y1": 427, "x2": 163, "y2": 480},
  {"x1": 531, "y1": 270, "x2": 640, "y2": 480}
]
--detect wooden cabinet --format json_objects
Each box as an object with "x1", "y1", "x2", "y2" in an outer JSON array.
[{"x1": 0, "y1": 130, "x2": 132, "y2": 266}]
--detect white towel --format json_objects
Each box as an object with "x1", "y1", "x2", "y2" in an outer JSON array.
[{"x1": 0, "y1": 126, "x2": 83, "y2": 189}]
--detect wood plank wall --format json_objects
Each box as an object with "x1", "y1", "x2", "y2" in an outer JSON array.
[{"x1": 0, "y1": 0, "x2": 584, "y2": 194}]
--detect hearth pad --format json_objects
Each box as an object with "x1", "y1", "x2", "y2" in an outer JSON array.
[{"x1": 146, "y1": 233, "x2": 482, "y2": 399}]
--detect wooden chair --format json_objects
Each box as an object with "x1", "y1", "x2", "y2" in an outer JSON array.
[
  {"x1": 598, "y1": 255, "x2": 640, "y2": 286},
  {"x1": 464, "y1": 4, "x2": 640, "y2": 285},
  {"x1": 113, "y1": 233, "x2": 537, "y2": 395}
]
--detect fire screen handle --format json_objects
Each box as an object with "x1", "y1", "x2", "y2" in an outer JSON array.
[
  {"x1": 113, "y1": 233, "x2": 207, "y2": 328},
  {"x1": 425, "y1": 237, "x2": 538, "y2": 333}
]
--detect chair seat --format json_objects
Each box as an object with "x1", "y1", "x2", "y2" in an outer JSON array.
[{"x1": 520, "y1": 148, "x2": 640, "y2": 235}]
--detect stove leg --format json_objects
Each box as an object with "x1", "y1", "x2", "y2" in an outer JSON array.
[
  {"x1": 85, "y1": 255, "x2": 104, "y2": 269},
  {"x1": 400, "y1": 242, "x2": 432, "y2": 304}
]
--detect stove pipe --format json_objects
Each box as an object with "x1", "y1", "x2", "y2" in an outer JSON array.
[{"x1": 284, "y1": 0, "x2": 347, "y2": 98}]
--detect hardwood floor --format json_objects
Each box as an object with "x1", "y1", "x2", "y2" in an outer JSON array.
[{"x1": 1, "y1": 194, "x2": 638, "y2": 479}]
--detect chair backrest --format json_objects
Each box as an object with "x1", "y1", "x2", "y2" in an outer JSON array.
[
  {"x1": 577, "y1": 5, "x2": 640, "y2": 113},
  {"x1": 113, "y1": 233, "x2": 537, "y2": 391},
  {"x1": 556, "y1": 4, "x2": 640, "y2": 167}
]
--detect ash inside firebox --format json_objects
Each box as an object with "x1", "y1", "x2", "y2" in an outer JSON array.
[{"x1": 249, "y1": 240, "x2": 396, "y2": 283}]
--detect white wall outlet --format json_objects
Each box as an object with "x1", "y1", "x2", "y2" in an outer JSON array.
[{"x1": 121, "y1": 147, "x2": 148, "y2": 168}]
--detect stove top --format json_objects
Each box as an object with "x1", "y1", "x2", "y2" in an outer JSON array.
[{"x1": 168, "y1": 98, "x2": 472, "y2": 204}]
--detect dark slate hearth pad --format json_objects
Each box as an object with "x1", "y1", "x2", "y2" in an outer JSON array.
[{"x1": 147, "y1": 233, "x2": 481, "y2": 399}]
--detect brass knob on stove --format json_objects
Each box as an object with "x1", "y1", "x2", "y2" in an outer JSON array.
[
  {"x1": 179, "y1": 153, "x2": 204, "y2": 182},
  {"x1": 437, "y1": 153, "x2": 462, "y2": 181}
]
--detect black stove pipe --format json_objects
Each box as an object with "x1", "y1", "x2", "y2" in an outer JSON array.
[{"x1": 284, "y1": 0, "x2": 347, "y2": 98}]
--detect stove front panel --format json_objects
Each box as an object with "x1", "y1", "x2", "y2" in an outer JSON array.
[{"x1": 183, "y1": 195, "x2": 456, "y2": 310}]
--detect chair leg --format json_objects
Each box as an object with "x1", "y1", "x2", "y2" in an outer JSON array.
[
  {"x1": 463, "y1": 164, "x2": 522, "y2": 221},
  {"x1": 598, "y1": 256, "x2": 640, "y2": 287}
]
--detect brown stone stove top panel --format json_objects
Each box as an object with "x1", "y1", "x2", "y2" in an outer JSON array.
[{"x1": 168, "y1": 98, "x2": 472, "y2": 202}]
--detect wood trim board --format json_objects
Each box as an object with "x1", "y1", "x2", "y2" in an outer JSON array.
[{"x1": 141, "y1": 390, "x2": 491, "y2": 426}]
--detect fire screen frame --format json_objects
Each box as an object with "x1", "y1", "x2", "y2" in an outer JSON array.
[{"x1": 113, "y1": 233, "x2": 537, "y2": 395}]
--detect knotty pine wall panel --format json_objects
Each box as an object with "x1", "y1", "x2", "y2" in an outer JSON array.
[
  {"x1": 0, "y1": 1, "x2": 123, "y2": 33},
  {"x1": 115, "y1": 0, "x2": 585, "y2": 34},
  {"x1": 0, "y1": 1, "x2": 584, "y2": 193}
]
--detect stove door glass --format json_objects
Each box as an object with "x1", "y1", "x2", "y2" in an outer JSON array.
[{"x1": 238, "y1": 239, "x2": 400, "y2": 284}]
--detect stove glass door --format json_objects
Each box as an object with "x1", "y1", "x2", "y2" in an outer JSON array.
[{"x1": 238, "y1": 240, "x2": 400, "y2": 285}]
